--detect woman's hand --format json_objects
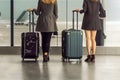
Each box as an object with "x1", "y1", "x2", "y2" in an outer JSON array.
[
  {"x1": 73, "y1": 9, "x2": 80, "y2": 12},
  {"x1": 26, "y1": 8, "x2": 37, "y2": 12},
  {"x1": 33, "y1": 8, "x2": 37, "y2": 12},
  {"x1": 26, "y1": 8, "x2": 33, "y2": 12}
]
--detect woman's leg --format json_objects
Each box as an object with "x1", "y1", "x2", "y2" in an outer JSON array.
[
  {"x1": 85, "y1": 30, "x2": 91, "y2": 55},
  {"x1": 91, "y1": 30, "x2": 97, "y2": 62},
  {"x1": 41, "y1": 32, "x2": 52, "y2": 62},
  {"x1": 84, "y1": 30, "x2": 92, "y2": 62},
  {"x1": 91, "y1": 30, "x2": 97, "y2": 55}
]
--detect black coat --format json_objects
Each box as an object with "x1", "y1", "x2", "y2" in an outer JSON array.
[{"x1": 80, "y1": 0, "x2": 105, "y2": 30}]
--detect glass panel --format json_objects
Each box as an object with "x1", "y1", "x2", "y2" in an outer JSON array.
[
  {"x1": 0, "y1": 0, "x2": 10, "y2": 46},
  {"x1": 14, "y1": 0, "x2": 82, "y2": 46},
  {"x1": 67, "y1": 0, "x2": 84, "y2": 45},
  {"x1": 14, "y1": 0, "x2": 37, "y2": 46},
  {"x1": 105, "y1": 0, "x2": 120, "y2": 46},
  {"x1": 14, "y1": 0, "x2": 67, "y2": 46},
  {"x1": 51, "y1": 0, "x2": 83, "y2": 46},
  {"x1": 13, "y1": 0, "x2": 120, "y2": 47}
]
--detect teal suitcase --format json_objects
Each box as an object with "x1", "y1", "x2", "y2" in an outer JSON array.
[{"x1": 62, "y1": 11, "x2": 83, "y2": 61}]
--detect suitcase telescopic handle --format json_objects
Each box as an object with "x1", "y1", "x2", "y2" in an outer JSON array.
[
  {"x1": 28, "y1": 9, "x2": 35, "y2": 32},
  {"x1": 72, "y1": 10, "x2": 79, "y2": 30},
  {"x1": 32, "y1": 11, "x2": 35, "y2": 32}
]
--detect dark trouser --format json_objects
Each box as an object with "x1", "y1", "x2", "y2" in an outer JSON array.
[{"x1": 41, "y1": 32, "x2": 52, "y2": 54}]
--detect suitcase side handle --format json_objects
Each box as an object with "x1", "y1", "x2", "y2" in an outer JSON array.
[{"x1": 72, "y1": 10, "x2": 79, "y2": 30}]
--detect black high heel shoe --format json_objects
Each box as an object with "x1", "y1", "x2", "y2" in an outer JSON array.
[
  {"x1": 91, "y1": 55, "x2": 95, "y2": 62},
  {"x1": 85, "y1": 55, "x2": 91, "y2": 62},
  {"x1": 43, "y1": 55, "x2": 49, "y2": 62}
]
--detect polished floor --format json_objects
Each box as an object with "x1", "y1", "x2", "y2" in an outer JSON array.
[{"x1": 0, "y1": 55, "x2": 120, "y2": 80}]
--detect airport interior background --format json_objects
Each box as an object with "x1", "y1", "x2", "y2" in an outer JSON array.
[
  {"x1": 0, "y1": 0, "x2": 120, "y2": 46},
  {"x1": 0, "y1": 0, "x2": 120, "y2": 80}
]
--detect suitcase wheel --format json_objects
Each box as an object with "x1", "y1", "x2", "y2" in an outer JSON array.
[
  {"x1": 62, "y1": 58, "x2": 69, "y2": 62},
  {"x1": 62, "y1": 58, "x2": 65, "y2": 62},
  {"x1": 35, "y1": 58, "x2": 37, "y2": 62},
  {"x1": 22, "y1": 58, "x2": 24, "y2": 62}
]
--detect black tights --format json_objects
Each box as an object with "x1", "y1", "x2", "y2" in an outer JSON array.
[{"x1": 41, "y1": 32, "x2": 52, "y2": 54}]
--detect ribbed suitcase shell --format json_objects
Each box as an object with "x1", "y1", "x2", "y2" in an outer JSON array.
[{"x1": 62, "y1": 29, "x2": 83, "y2": 61}]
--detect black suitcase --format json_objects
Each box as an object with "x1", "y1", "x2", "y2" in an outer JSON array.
[
  {"x1": 21, "y1": 10, "x2": 39, "y2": 61},
  {"x1": 62, "y1": 11, "x2": 83, "y2": 62}
]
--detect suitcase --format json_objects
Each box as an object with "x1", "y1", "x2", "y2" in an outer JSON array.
[
  {"x1": 21, "y1": 10, "x2": 39, "y2": 61},
  {"x1": 62, "y1": 11, "x2": 83, "y2": 62}
]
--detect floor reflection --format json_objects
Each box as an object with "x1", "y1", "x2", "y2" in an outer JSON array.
[
  {"x1": 0, "y1": 55, "x2": 120, "y2": 80},
  {"x1": 22, "y1": 61, "x2": 41, "y2": 80}
]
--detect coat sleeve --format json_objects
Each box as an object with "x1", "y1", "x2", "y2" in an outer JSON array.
[
  {"x1": 99, "y1": 2, "x2": 106, "y2": 17},
  {"x1": 80, "y1": 0, "x2": 87, "y2": 14},
  {"x1": 99, "y1": 2, "x2": 104, "y2": 12},
  {"x1": 54, "y1": 0, "x2": 58, "y2": 19},
  {"x1": 35, "y1": 0, "x2": 41, "y2": 15}
]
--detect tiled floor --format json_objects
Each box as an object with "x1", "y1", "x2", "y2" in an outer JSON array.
[{"x1": 0, "y1": 55, "x2": 120, "y2": 80}]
